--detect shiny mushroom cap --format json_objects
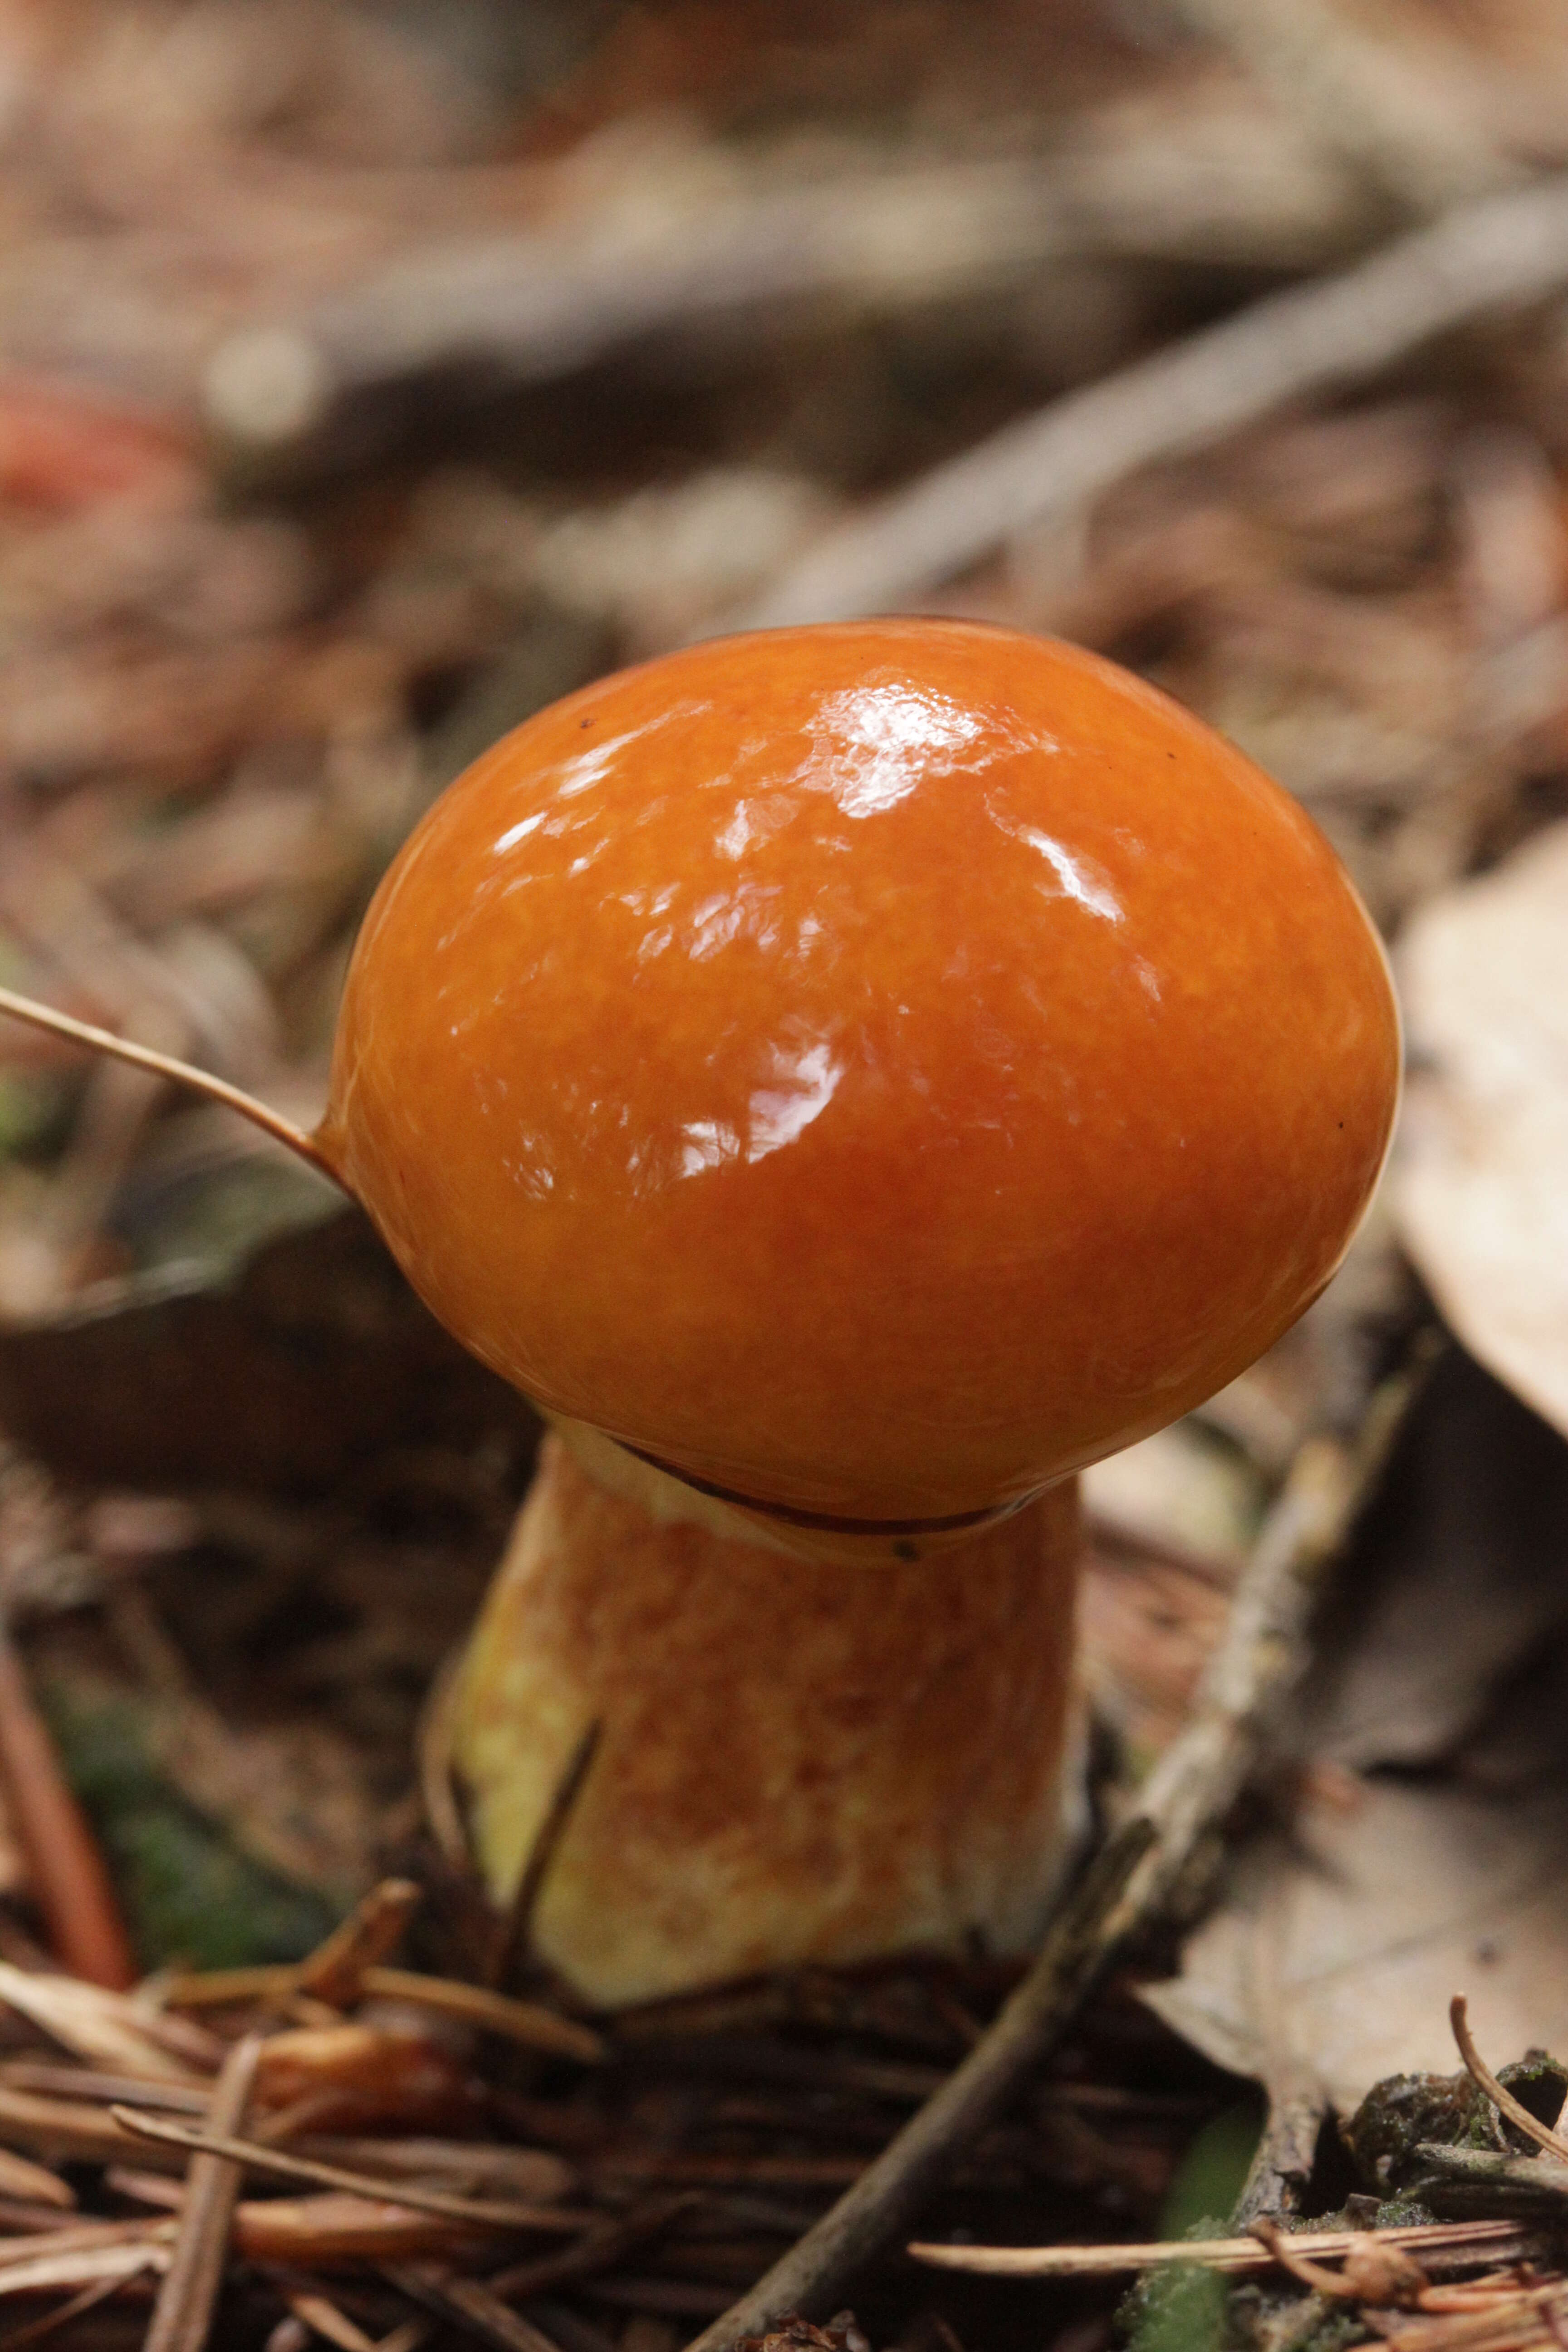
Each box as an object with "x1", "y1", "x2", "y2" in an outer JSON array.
[{"x1": 319, "y1": 619, "x2": 1400, "y2": 1553}]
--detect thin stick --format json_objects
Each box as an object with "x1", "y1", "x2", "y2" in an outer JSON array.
[
  {"x1": 386, "y1": 2269, "x2": 564, "y2": 2352},
  {"x1": 1414, "y1": 2144, "x2": 1568, "y2": 2206},
  {"x1": 1250, "y1": 2218, "x2": 1375, "y2": 2303},
  {"x1": 201, "y1": 162, "x2": 1095, "y2": 451},
  {"x1": 0, "y1": 2269, "x2": 143, "y2": 2349},
  {"x1": 490, "y1": 1724, "x2": 601, "y2": 1994},
  {"x1": 487, "y1": 2197, "x2": 699, "y2": 2304},
  {"x1": 296, "y1": 1881, "x2": 422, "y2": 2011},
  {"x1": 109, "y1": 2109, "x2": 593, "y2": 2235},
  {"x1": 0, "y1": 987, "x2": 337, "y2": 1183},
  {"x1": 142, "y1": 2031, "x2": 262, "y2": 2352},
  {"x1": 0, "y1": 1627, "x2": 135, "y2": 1991},
  {"x1": 682, "y1": 1351, "x2": 1428, "y2": 2352},
  {"x1": 906, "y1": 2217, "x2": 1533, "y2": 2279},
  {"x1": 1163, "y1": 0, "x2": 1511, "y2": 220},
  {"x1": 1450, "y1": 1996, "x2": 1568, "y2": 2164},
  {"x1": 1230, "y1": 2073, "x2": 1327, "y2": 2229},
  {"x1": 162, "y1": 1964, "x2": 604, "y2": 2066},
  {"x1": 280, "y1": 2287, "x2": 384, "y2": 2352},
  {"x1": 723, "y1": 173, "x2": 1568, "y2": 631}
]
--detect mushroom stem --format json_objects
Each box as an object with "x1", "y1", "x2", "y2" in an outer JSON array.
[
  {"x1": 448, "y1": 1427, "x2": 1088, "y2": 2009},
  {"x1": 0, "y1": 985, "x2": 341, "y2": 1183}
]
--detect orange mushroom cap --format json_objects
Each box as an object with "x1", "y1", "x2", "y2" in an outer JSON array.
[{"x1": 318, "y1": 620, "x2": 1399, "y2": 1536}]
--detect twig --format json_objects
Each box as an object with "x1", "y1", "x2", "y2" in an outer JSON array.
[
  {"x1": 200, "y1": 162, "x2": 1095, "y2": 452},
  {"x1": 1412, "y1": 2145, "x2": 1568, "y2": 2209},
  {"x1": 0, "y1": 2269, "x2": 141, "y2": 2348},
  {"x1": 142, "y1": 2030, "x2": 262, "y2": 2352},
  {"x1": 1230, "y1": 2074, "x2": 1328, "y2": 2228},
  {"x1": 276, "y1": 2283, "x2": 431, "y2": 2352},
  {"x1": 109, "y1": 2108, "x2": 593, "y2": 2234},
  {"x1": 682, "y1": 1355, "x2": 1424, "y2": 2352},
  {"x1": 1249, "y1": 2217, "x2": 1427, "y2": 2305},
  {"x1": 0, "y1": 2065, "x2": 207, "y2": 2115},
  {"x1": 0, "y1": 2225, "x2": 168, "y2": 2267},
  {"x1": 487, "y1": 2197, "x2": 700, "y2": 2304},
  {"x1": 163, "y1": 1964, "x2": 604, "y2": 2065},
  {"x1": 0, "y1": 2243, "x2": 167, "y2": 2300},
  {"x1": 384, "y1": 2268, "x2": 561, "y2": 2352},
  {"x1": 1450, "y1": 1996, "x2": 1568, "y2": 2163},
  {"x1": 296, "y1": 1881, "x2": 422, "y2": 2010},
  {"x1": 490, "y1": 1723, "x2": 601, "y2": 1994},
  {"x1": 1163, "y1": 0, "x2": 1512, "y2": 219},
  {"x1": 679, "y1": 1817, "x2": 1149, "y2": 2352},
  {"x1": 906, "y1": 2218, "x2": 1533, "y2": 2278},
  {"x1": 0, "y1": 2081, "x2": 208, "y2": 2168},
  {"x1": 721, "y1": 173, "x2": 1568, "y2": 632},
  {"x1": 279, "y1": 2286, "x2": 381, "y2": 2352},
  {"x1": 0, "y1": 2146, "x2": 75, "y2": 2213},
  {"x1": 0, "y1": 1626, "x2": 135, "y2": 1990}
]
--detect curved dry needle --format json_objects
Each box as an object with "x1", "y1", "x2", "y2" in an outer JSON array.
[
  {"x1": 0, "y1": 984, "x2": 340, "y2": 1184},
  {"x1": 1450, "y1": 1994, "x2": 1568, "y2": 2163}
]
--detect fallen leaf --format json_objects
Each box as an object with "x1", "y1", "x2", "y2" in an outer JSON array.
[
  {"x1": 1303, "y1": 1346, "x2": 1568, "y2": 1776},
  {"x1": 1143, "y1": 1776, "x2": 1568, "y2": 2115},
  {"x1": 1394, "y1": 820, "x2": 1568, "y2": 1442},
  {"x1": 1145, "y1": 1348, "x2": 1568, "y2": 2114}
]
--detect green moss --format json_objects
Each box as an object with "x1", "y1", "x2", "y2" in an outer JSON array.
[
  {"x1": 1121, "y1": 2257, "x2": 1232, "y2": 2352},
  {"x1": 42, "y1": 1685, "x2": 336, "y2": 1970},
  {"x1": 1120, "y1": 2221, "x2": 1234, "y2": 2352},
  {"x1": 1345, "y1": 2050, "x2": 1568, "y2": 2193},
  {"x1": 1161, "y1": 2101, "x2": 1267, "y2": 2243}
]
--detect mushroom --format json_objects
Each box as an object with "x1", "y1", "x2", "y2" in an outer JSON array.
[{"x1": 0, "y1": 620, "x2": 1400, "y2": 2007}]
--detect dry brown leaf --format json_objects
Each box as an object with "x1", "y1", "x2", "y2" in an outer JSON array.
[
  {"x1": 1142, "y1": 1775, "x2": 1568, "y2": 2114},
  {"x1": 1394, "y1": 822, "x2": 1568, "y2": 1442}
]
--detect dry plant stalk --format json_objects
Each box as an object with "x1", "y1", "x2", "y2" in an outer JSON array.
[
  {"x1": 163, "y1": 1960, "x2": 604, "y2": 2065},
  {"x1": 142, "y1": 2031, "x2": 263, "y2": 2352},
  {"x1": 112, "y1": 2107, "x2": 593, "y2": 2235},
  {"x1": 1450, "y1": 1996, "x2": 1568, "y2": 2163},
  {"x1": 907, "y1": 2217, "x2": 1534, "y2": 2279}
]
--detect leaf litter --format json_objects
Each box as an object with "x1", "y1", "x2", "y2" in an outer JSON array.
[{"x1": 3, "y1": 4, "x2": 1568, "y2": 2351}]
